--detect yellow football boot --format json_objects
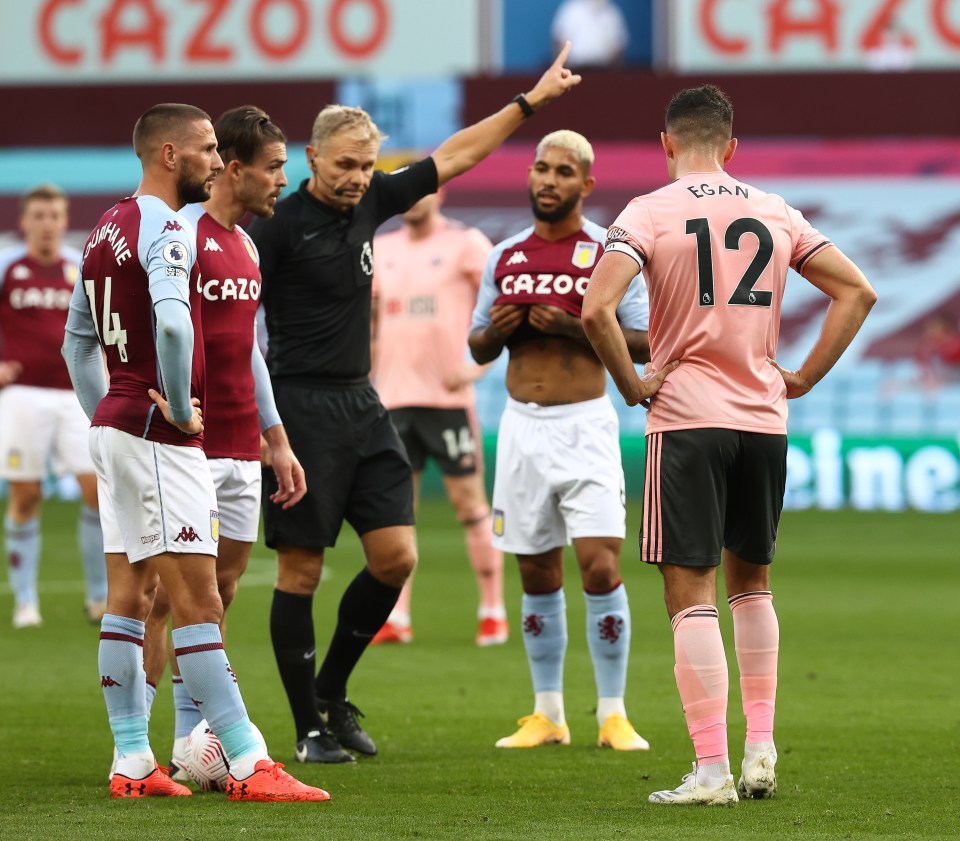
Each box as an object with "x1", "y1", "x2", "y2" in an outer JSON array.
[
  {"x1": 495, "y1": 713, "x2": 571, "y2": 748},
  {"x1": 597, "y1": 713, "x2": 650, "y2": 751}
]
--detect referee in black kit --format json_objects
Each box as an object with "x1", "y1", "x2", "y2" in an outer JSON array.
[{"x1": 248, "y1": 45, "x2": 582, "y2": 763}]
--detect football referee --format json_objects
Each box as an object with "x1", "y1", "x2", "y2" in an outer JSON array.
[{"x1": 248, "y1": 45, "x2": 582, "y2": 763}]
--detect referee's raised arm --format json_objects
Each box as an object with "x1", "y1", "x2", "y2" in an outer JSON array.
[{"x1": 431, "y1": 42, "x2": 582, "y2": 186}]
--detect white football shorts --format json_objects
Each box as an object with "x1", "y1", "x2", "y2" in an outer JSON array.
[
  {"x1": 491, "y1": 394, "x2": 626, "y2": 555},
  {"x1": 90, "y1": 426, "x2": 219, "y2": 563},
  {"x1": 0, "y1": 384, "x2": 94, "y2": 480},
  {"x1": 208, "y1": 457, "x2": 261, "y2": 543}
]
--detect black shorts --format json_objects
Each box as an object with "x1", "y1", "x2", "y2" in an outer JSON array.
[
  {"x1": 640, "y1": 428, "x2": 787, "y2": 568},
  {"x1": 263, "y1": 381, "x2": 414, "y2": 549},
  {"x1": 389, "y1": 407, "x2": 478, "y2": 477}
]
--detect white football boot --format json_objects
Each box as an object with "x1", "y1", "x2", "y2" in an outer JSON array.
[
  {"x1": 13, "y1": 603, "x2": 42, "y2": 629},
  {"x1": 648, "y1": 762, "x2": 739, "y2": 806},
  {"x1": 738, "y1": 745, "x2": 778, "y2": 799}
]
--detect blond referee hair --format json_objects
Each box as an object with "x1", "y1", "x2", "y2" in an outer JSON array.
[{"x1": 310, "y1": 105, "x2": 388, "y2": 151}]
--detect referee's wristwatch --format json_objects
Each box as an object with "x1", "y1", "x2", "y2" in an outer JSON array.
[{"x1": 512, "y1": 93, "x2": 535, "y2": 119}]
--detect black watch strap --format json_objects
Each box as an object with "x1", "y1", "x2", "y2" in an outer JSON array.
[{"x1": 512, "y1": 93, "x2": 535, "y2": 119}]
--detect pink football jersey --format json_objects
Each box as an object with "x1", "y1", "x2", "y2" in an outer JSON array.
[
  {"x1": 0, "y1": 245, "x2": 81, "y2": 390},
  {"x1": 373, "y1": 216, "x2": 492, "y2": 410},
  {"x1": 607, "y1": 171, "x2": 832, "y2": 434},
  {"x1": 181, "y1": 206, "x2": 261, "y2": 460},
  {"x1": 81, "y1": 196, "x2": 206, "y2": 447}
]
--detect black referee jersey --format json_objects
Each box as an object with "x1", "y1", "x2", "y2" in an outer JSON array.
[{"x1": 248, "y1": 157, "x2": 439, "y2": 382}]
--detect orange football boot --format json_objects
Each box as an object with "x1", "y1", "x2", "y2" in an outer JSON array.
[
  {"x1": 110, "y1": 763, "x2": 192, "y2": 798},
  {"x1": 226, "y1": 760, "x2": 331, "y2": 802}
]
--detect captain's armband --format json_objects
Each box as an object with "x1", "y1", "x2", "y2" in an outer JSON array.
[{"x1": 604, "y1": 240, "x2": 645, "y2": 269}]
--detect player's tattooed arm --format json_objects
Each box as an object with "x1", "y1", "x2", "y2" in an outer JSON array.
[{"x1": 469, "y1": 304, "x2": 525, "y2": 364}]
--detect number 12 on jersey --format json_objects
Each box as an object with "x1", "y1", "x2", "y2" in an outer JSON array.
[
  {"x1": 686, "y1": 217, "x2": 774, "y2": 309},
  {"x1": 84, "y1": 276, "x2": 129, "y2": 362}
]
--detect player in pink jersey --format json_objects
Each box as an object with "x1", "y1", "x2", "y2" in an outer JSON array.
[
  {"x1": 371, "y1": 189, "x2": 506, "y2": 647},
  {"x1": 583, "y1": 85, "x2": 876, "y2": 805},
  {"x1": 0, "y1": 184, "x2": 106, "y2": 628},
  {"x1": 469, "y1": 130, "x2": 667, "y2": 753},
  {"x1": 63, "y1": 103, "x2": 328, "y2": 801},
  {"x1": 138, "y1": 106, "x2": 311, "y2": 775}
]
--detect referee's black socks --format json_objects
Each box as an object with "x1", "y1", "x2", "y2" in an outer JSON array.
[
  {"x1": 315, "y1": 568, "x2": 402, "y2": 700},
  {"x1": 270, "y1": 589, "x2": 325, "y2": 740}
]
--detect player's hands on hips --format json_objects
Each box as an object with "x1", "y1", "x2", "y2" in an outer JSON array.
[
  {"x1": 490, "y1": 304, "x2": 525, "y2": 339},
  {"x1": 0, "y1": 360, "x2": 23, "y2": 387},
  {"x1": 767, "y1": 357, "x2": 812, "y2": 399},
  {"x1": 622, "y1": 360, "x2": 680, "y2": 409},
  {"x1": 528, "y1": 304, "x2": 575, "y2": 337},
  {"x1": 147, "y1": 388, "x2": 204, "y2": 434},
  {"x1": 525, "y1": 41, "x2": 583, "y2": 109},
  {"x1": 268, "y1": 444, "x2": 307, "y2": 510}
]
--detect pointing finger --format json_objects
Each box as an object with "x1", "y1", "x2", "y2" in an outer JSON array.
[{"x1": 554, "y1": 40, "x2": 571, "y2": 68}]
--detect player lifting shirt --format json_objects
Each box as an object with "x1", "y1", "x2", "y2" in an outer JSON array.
[{"x1": 469, "y1": 130, "x2": 668, "y2": 753}]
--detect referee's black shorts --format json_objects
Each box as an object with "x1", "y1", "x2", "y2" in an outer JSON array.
[
  {"x1": 640, "y1": 428, "x2": 787, "y2": 568},
  {"x1": 263, "y1": 381, "x2": 414, "y2": 549}
]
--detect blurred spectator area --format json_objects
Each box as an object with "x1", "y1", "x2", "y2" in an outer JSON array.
[{"x1": 0, "y1": 67, "x2": 957, "y2": 151}]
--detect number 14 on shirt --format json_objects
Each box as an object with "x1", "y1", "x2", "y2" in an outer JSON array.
[{"x1": 84, "y1": 276, "x2": 129, "y2": 361}]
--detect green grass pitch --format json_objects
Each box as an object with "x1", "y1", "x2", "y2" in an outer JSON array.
[{"x1": 0, "y1": 500, "x2": 957, "y2": 840}]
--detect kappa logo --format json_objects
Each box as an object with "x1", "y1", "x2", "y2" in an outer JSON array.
[
  {"x1": 505, "y1": 250, "x2": 528, "y2": 266},
  {"x1": 597, "y1": 614, "x2": 624, "y2": 644},
  {"x1": 140, "y1": 533, "x2": 160, "y2": 545},
  {"x1": 11, "y1": 265, "x2": 31, "y2": 281},
  {"x1": 174, "y1": 526, "x2": 200, "y2": 542},
  {"x1": 162, "y1": 220, "x2": 183, "y2": 233},
  {"x1": 101, "y1": 675, "x2": 122, "y2": 687},
  {"x1": 204, "y1": 237, "x2": 223, "y2": 252}
]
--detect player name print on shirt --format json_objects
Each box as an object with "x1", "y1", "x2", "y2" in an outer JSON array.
[{"x1": 84, "y1": 219, "x2": 133, "y2": 266}]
